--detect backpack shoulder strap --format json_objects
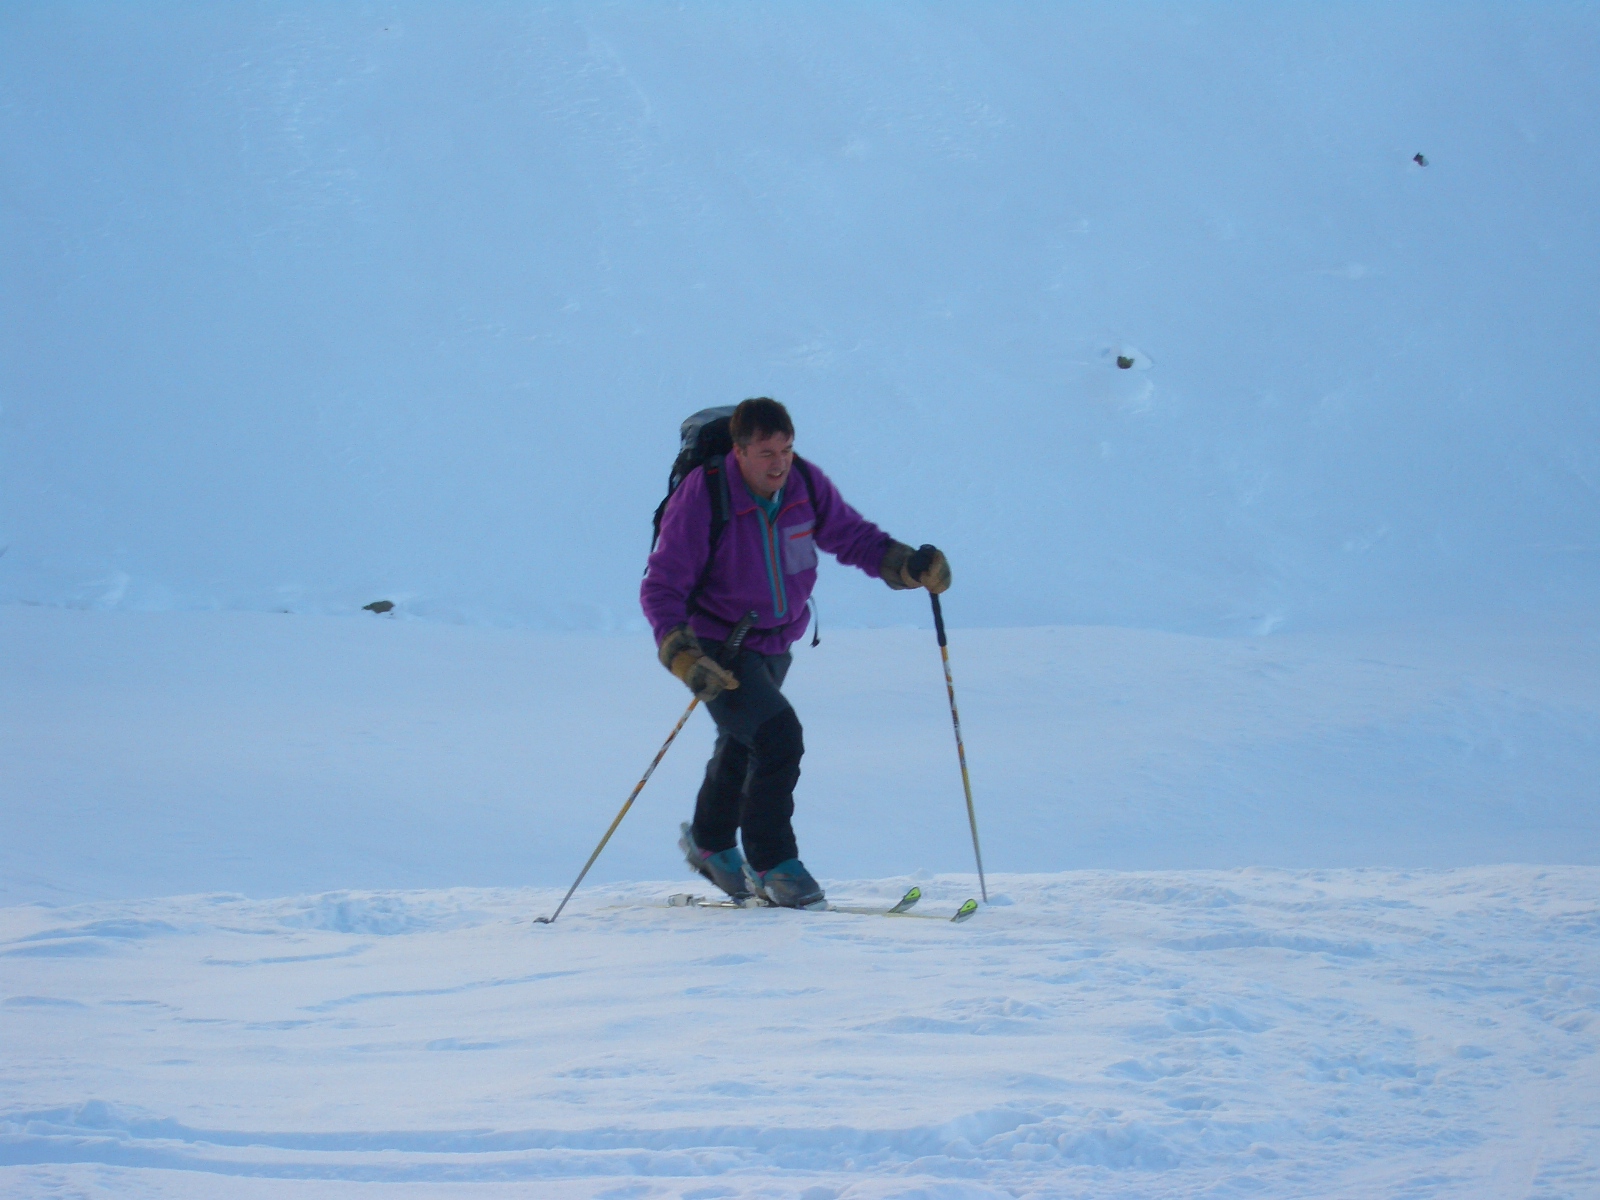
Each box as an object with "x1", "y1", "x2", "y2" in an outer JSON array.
[
  {"x1": 686, "y1": 456, "x2": 732, "y2": 615},
  {"x1": 793, "y1": 455, "x2": 820, "y2": 518},
  {"x1": 704, "y1": 456, "x2": 731, "y2": 549}
]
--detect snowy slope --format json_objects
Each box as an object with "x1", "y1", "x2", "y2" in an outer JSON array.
[
  {"x1": 4, "y1": 607, "x2": 1598, "y2": 1197},
  {"x1": 4, "y1": 868, "x2": 1598, "y2": 1198},
  {"x1": 4, "y1": 606, "x2": 1598, "y2": 907}
]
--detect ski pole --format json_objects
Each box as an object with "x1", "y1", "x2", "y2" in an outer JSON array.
[
  {"x1": 535, "y1": 611, "x2": 757, "y2": 925},
  {"x1": 910, "y1": 545, "x2": 987, "y2": 903}
]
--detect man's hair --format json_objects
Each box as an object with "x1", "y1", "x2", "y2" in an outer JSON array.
[{"x1": 729, "y1": 397, "x2": 794, "y2": 446}]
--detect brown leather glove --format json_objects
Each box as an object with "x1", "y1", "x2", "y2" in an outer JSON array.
[
  {"x1": 657, "y1": 626, "x2": 740, "y2": 702},
  {"x1": 879, "y1": 541, "x2": 952, "y2": 594}
]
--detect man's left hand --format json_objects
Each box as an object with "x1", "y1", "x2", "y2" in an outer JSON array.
[
  {"x1": 881, "y1": 541, "x2": 951, "y2": 593},
  {"x1": 907, "y1": 543, "x2": 951, "y2": 593}
]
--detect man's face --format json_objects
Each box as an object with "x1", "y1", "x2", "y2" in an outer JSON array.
[{"x1": 734, "y1": 430, "x2": 794, "y2": 500}]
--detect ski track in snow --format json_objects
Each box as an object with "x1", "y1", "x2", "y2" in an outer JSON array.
[{"x1": 4, "y1": 868, "x2": 1597, "y2": 1199}]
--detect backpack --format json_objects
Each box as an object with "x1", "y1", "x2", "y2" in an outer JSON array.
[
  {"x1": 650, "y1": 406, "x2": 819, "y2": 636},
  {"x1": 651, "y1": 406, "x2": 737, "y2": 556}
]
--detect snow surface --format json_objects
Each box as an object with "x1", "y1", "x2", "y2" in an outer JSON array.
[
  {"x1": 4, "y1": 868, "x2": 1598, "y2": 1198},
  {"x1": 4, "y1": 607, "x2": 1599, "y2": 1197}
]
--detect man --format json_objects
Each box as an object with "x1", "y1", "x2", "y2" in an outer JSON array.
[{"x1": 641, "y1": 397, "x2": 950, "y2": 908}]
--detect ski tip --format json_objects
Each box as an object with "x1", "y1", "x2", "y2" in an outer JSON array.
[
  {"x1": 950, "y1": 898, "x2": 980, "y2": 923},
  {"x1": 887, "y1": 885, "x2": 923, "y2": 914}
]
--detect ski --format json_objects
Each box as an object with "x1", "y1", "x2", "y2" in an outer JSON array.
[
  {"x1": 828, "y1": 884, "x2": 923, "y2": 915},
  {"x1": 664, "y1": 886, "x2": 979, "y2": 923},
  {"x1": 949, "y1": 898, "x2": 980, "y2": 923}
]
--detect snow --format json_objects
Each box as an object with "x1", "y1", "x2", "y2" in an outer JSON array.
[
  {"x1": 6, "y1": 606, "x2": 1598, "y2": 905},
  {"x1": 4, "y1": 607, "x2": 1600, "y2": 1197},
  {"x1": 5, "y1": 867, "x2": 1598, "y2": 1197},
  {"x1": 4, "y1": 3, "x2": 1600, "y2": 1196}
]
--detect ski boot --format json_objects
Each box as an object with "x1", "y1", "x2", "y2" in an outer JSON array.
[
  {"x1": 743, "y1": 858, "x2": 826, "y2": 909},
  {"x1": 679, "y1": 822, "x2": 752, "y2": 901}
]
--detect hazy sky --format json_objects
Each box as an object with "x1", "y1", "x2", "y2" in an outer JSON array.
[{"x1": 3, "y1": 2, "x2": 1597, "y2": 632}]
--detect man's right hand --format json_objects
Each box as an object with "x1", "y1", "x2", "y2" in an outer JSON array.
[{"x1": 658, "y1": 626, "x2": 740, "y2": 702}]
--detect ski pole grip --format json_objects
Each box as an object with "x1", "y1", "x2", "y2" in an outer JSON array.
[
  {"x1": 722, "y1": 609, "x2": 759, "y2": 663},
  {"x1": 930, "y1": 592, "x2": 948, "y2": 648},
  {"x1": 908, "y1": 543, "x2": 937, "y2": 580}
]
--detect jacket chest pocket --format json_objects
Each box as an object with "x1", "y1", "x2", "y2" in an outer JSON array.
[{"x1": 781, "y1": 520, "x2": 818, "y2": 574}]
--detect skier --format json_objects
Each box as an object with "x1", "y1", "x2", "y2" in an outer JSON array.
[{"x1": 641, "y1": 397, "x2": 950, "y2": 908}]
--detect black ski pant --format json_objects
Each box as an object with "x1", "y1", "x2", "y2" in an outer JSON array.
[{"x1": 692, "y1": 638, "x2": 803, "y2": 874}]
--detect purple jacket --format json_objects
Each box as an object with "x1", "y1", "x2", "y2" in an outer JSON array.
[{"x1": 641, "y1": 452, "x2": 894, "y2": 656}]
